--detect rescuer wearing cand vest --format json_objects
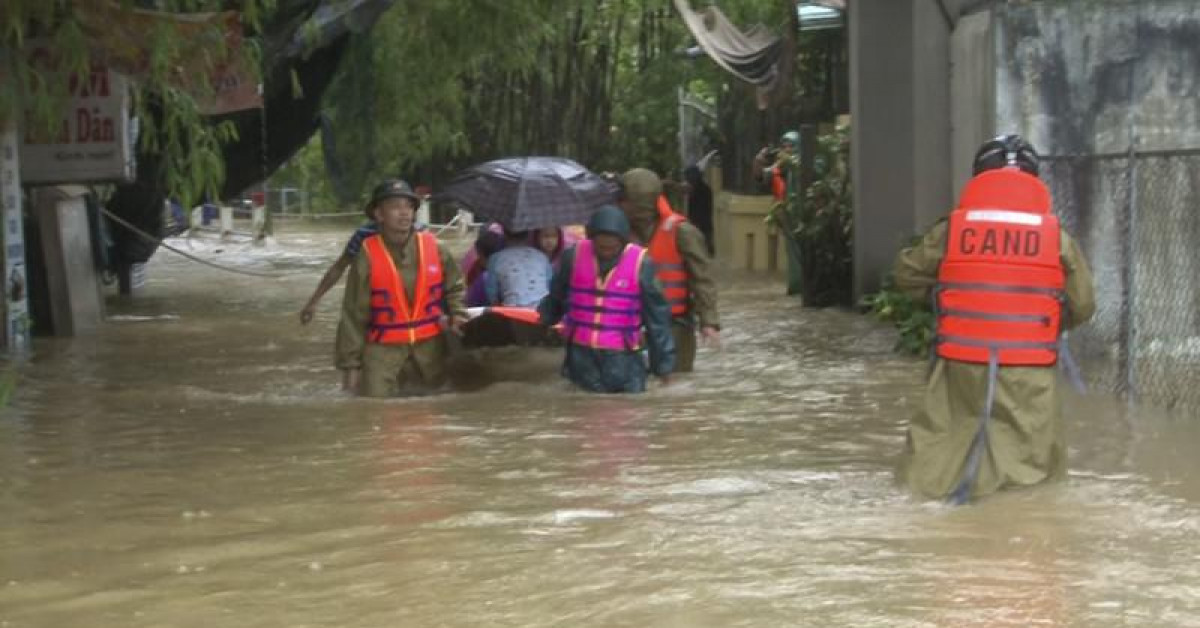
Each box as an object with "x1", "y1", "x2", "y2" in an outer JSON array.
[
  {"x1": 616, "y1": 168, "x2": 720, "y2": 372},
  {"x1": 891, "y1": 134, "x2": 1096, "y2": 504},
  {"x1": 537, "y1": 205, "x2": 675, "y2": 393},
  {"x1": 335, "y1": 179, "x2": 467, "y2": 397}
]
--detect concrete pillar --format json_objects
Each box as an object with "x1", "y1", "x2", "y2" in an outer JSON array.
[
  {"x1": 912, "y1": 0, "x2": 954, "y2": 230},
  {"x1": 417, "y1": 199, "x2": 431, "y2": 226},
  {"x1": 251, "y1": 205, "x2": 266, "y2": 240},
  {"x1": 950, "y1": 11, "x2": 996, "y2": 198},
  {"x1": 456, "y1": 209, "x2": 473, "y2": 236},
  {"x1": 30, "y1": 187, "x2": 104, "y2": 336},
  {"x1": 850, "y1": 0, "x2": 954, "y2": 300},
  {"x1": 219, "y1": 205, "x2": 234, "y2": 238},
  {"x1": 0, "y1": 123, "x2": 30, "y2": 353},
  {"x1": 117, "y1": 263, "x2": 146, "y2": 296},
  {"x1": 851, "y1": 0, "x2": 916, "y2": 299}
]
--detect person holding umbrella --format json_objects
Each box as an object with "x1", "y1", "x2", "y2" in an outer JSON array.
[
  {"x1": 335, "y1": 179, "x2": 468, "y2": 397},
  {"x1": 537, "y1": 205, "x2": 675, "y2": 393},
  {"x1": 617, "y1": 168, "x2": 721, "y2": 373}
]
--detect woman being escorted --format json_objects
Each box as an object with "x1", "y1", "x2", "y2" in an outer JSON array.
[{"x1": 538, "y1": 206, "x2": 674, "y2": 393}]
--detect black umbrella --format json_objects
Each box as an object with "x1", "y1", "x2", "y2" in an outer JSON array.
[{"x1": 436, "y1": 157, "x2": 617, "y2": 231}]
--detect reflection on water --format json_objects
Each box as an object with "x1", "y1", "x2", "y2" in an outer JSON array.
[{"x1": 1, "y1": 223, "x2": 1198, "y2": 627}]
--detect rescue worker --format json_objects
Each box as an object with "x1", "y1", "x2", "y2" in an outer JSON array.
[
  {"x1": 537, "y1": 205, "x2": 675, "y2": 393},
  {"x1": 753, "y1": 130, "x2": 800, "y2": 202},
  {"x1": 299, "y1": 202, "x2": 426, "y2": 325},
  {"x1": 336, "y1": 179, "x2": 467, "y2": 397},
  {"x1": 891, "y1": 135, "x2": 1096, "y2": 503},
  {"x1": 617, "y1": 168, "x2": 720, "y2": 372}
]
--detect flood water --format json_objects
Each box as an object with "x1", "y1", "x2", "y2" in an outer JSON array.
[{"x1": 2, "y1": 222, "x2": 1199, "y2": 627}]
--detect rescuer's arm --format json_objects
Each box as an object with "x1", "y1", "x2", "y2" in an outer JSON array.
[
  {"x1": 437, "y1": 241, "x2": 468, "y2": 334},
  {"x1": 892, "y1": 220, "x2": 948, "y2": 304},
  {"x1": 299, "y1": 254, "x2": 352, "y2": 324},
  {"x1": 537, "y1": 248, "x2": 574, "y2": 326},
  {"x1": 676, "y1": 224, "x2": 721, "y2": 332},
  {"x1": 1060, "y1": 229, "x2": 1096, "y2": 330},
  {"x1": 335, "y1": 251, "x2": 371, "y2": 382},
  {"x1": 640, "y1": 258, "x2": 676, "y2": 378}
]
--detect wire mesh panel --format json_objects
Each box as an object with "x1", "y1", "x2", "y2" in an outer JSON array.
[
  {"x1": 1043, "y1": 151, "x2": 1200, "y2": 411},
  {"x1": 1131, "y1": 154, "x2": 1200, "y2": 409},
  {"x1": 1043, "y1": 155, "x2": 1130, "y2": 397}
]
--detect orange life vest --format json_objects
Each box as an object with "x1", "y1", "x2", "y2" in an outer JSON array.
[
  {"x1": 771, "y1": 165, "x2": 786, "y2": 201},
  {"x1": 649, "y1": 195, "x2": 690, "y2": 316},
  {"x1": 935, "y1": 168, "x2": 1064, "y2": 366},
  {"x1": 363, "y1": 232, "x2": 445, "y2": 344}
]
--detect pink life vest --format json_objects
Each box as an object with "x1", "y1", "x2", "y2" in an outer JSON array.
[{"x1": 566, "y1": 239, "x2": 647, "y2": 350}]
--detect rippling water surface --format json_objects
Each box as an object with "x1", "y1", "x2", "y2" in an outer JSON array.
[{"x1": 1, "y1": 223, "x2": 1198, "y2": 627}]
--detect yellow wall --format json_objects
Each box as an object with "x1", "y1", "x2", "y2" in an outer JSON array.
[{"x1": 711, "y1": 189, "x2": 786, "y2": 273}]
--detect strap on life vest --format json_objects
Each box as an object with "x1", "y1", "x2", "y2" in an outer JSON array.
[{"x1": 947, "y1": 349, "x2": 1000, "y2": 506}]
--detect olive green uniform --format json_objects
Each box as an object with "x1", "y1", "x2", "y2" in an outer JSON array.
[
  {"x1": 623, "y1": 170, "x2": 721, "y2": 372},
  {"x1": 892, "y1": 220, "x2": 1096, "y2": 500},
  {"x1": 336, "y1": 234, "x2": 466, "y2": 397}
]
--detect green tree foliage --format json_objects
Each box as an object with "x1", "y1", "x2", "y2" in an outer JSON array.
[
  {"x1": 297, "y1": 0, "x2": 735, "y2": 211},
  {"x1": 860, "y1": 275, "x2": 935, "y2": 356},
  {"x1": 769, "y1": 124, "x2": 853, "y2": 307},
  {"x1": 2, "y1": 0, "x2": 273, "y2": 207},
  {"x1": 859, "y1": 235, "x2": 936, "y2": 356}
]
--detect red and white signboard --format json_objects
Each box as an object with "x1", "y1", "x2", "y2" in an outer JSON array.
[{"x1": 19, "y1": 64, "x2": 135, "y2": 184}]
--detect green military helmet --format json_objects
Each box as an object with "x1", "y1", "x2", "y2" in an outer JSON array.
[{"x1": 366, "y1": 179, "x2": 422, "y2": 217}]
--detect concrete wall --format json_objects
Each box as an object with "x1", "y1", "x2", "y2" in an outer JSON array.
[
  {"x1": 911, "y1": 0, "x2": 954, "y2": 230},
  {"x1": 987, "y1": 2, "x2": 1200, "y2": 406},
  {"x1": 850, "y1": 0, "x2": 954, "y2": 298},
  {"x1": 721, "y1": 195, "x2": 787, "y2": 273},
  {"x1": 31, "y1": 187, "x2": 104, "y2": 336},
  {"x1": 949, "y1": 10, "x2": 995, "y2": 198},
  {"x1": 993, "y1": 2, "x2": 1200, "y2": 154}
]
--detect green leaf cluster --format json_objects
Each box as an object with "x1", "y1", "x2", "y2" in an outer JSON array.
[{"x1": 859, "y1": 262, "x2": 935, "y2": 357}]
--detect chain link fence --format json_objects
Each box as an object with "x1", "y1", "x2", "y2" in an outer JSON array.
[{"x1": 1043, "y1": 149, "x2": 1200, "y2": 411}]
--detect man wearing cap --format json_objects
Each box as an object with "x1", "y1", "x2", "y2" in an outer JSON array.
[
  {"x1": 336, "y1": 179, "x2": 467, "y2": 396},
  {"x1": 538, "y1": 205, "x2": 674, "y2": 393},
  {"x1": 617, "y1": 168, "x2": 720, "y2": 373},
  {"x1": 754, "y1": 130, "x2": 801, "y2": 202},
  {"x1": 299, "y1": 191, "x2": 428, "y2": 325}
]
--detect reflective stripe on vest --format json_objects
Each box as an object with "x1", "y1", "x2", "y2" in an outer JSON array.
[
  {"x1": 566, "y1": 239, "x2": 646, "y2": 350},
  {"x1": 364, "y1": 232, "x2": 445, "y2": 344},
  {"x1": 649, "y1": 196, "x2": 690, "y2": 316},
  {"x1": 935, "y1": 168, "x2": 1065, "y2": 366}
]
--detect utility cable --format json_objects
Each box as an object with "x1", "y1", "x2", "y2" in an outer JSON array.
[{"x1": 101, "y1": 207, "x2": 296, "y2": 279}]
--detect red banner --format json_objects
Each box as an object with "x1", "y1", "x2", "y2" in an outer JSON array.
[{"x1": 74, "y1": 4, "x2": 262, "y2": 115}]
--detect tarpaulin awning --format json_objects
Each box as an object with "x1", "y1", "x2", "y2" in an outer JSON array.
[
  {"x1": 674, "y1": 0, "x2": 783, "y2": 88},
  {"x1": 285, "y1": 0, "x2": 398, "y2": 58}
]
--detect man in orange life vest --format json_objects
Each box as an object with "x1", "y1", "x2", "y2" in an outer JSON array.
[
  {"x1": 891, "y1": 135, "x2": 1096, "y2": 503},
  {"x1": 753, "y1": 130, "x2": 800, "y2": 202},
  {"x1": 335, "y1": 179, "x2": 467, "y2": 397},
  {"x1": 617, "y1": 168, "x2": 720, "y2": 372},
  {"x1": 537, "y1": 205, "x2": 675, "y2": 393}
]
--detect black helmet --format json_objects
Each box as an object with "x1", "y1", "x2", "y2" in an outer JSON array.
[{"x1": 972, "y1": 134, "x2": 1039, "y2": 177}]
